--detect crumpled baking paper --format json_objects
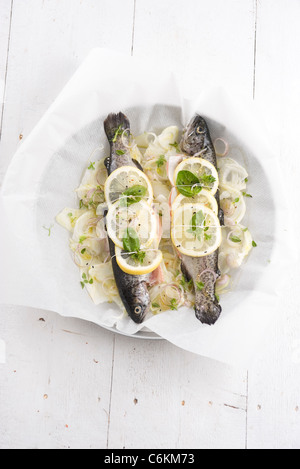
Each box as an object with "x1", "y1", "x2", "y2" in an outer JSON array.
[{"x1": 0, "y1": 48, "x2": 295, "y2": 367}]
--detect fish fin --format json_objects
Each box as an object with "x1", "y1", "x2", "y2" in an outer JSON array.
[
  {"x1": 181, "y1": 261, "x2": 192, "y2": 283},
  {"x1": 104, "y1": 112, "x2": 130, "y2": 142},
  {"x1": 133, "y1": 159, "x2": 144, "y2": 172}
]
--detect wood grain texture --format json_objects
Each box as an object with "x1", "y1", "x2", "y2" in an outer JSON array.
[
  {"x1": 0, "y1": 306, "x2": 116, "y2": 449},
  {"x1": 246, "y1": 0, "x2": 300, "y2": 449},
  {"x1": 0, "y1": 0, "x2": 12, "y2": 135},
  {"x1": 0, "y1": 0, "x2": 135, "y2": 180},
  {"x1": 108, "y1": 335, "x2": 247, "y2": 449},
  {"x1": 133, "y1": 0, "x2": 256, "y2": 98},
  {"x1": 0, "y1": 0, "x2": 299, "y2": 450}
]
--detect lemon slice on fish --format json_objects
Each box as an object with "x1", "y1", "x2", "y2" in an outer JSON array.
[
  {"x1": 104, "y1": 166, "x2": 153, "y2": 206},
  {"x1": 106, "y1": 199, "x2": 158, "y2": 249},
  {"x1": 171, "y1": 189, "x2": 219, "y2": 216},
  {"x1": 171, "y1": 203, "x2": 222, "y2": 257},
  {"x1": 115, "y1": 246, "x2": 163, "y2": 275},
  {"x1": 174, "y1": 157, "x2": 219, "y2": 195}
]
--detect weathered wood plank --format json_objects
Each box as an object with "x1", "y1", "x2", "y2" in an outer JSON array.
[
  {"x1": 247, "y1": 0, "x2": 300, "y2": 449},
  {"x1": 0, "y1": 0, "x2": 135, "y2": 181},
  {"x1": 0, "y1": 307, "x2": 115, "y2": 449},
  {"x1": 108, "y1": 335, "x2": 247, "y2": 449},
  {"x1": 0, "y1": 0, "x2": 12, "y2": 134}
]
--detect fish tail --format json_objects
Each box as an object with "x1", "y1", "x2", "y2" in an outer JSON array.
[
  {"x1": 195, "y1": 300, "x2": 222, "y2": 326},
  {"x1": 104, "y1": 112, "x2": 130, "y2": 142}
]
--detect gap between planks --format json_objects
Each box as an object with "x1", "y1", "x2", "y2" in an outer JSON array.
[{"x1": 0, "y1": 0, "x2": 14, "y2": 143}]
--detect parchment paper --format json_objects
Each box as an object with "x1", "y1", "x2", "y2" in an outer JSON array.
[{"x1": 0, "y1": 48, "x2": 295, "y2": 367}]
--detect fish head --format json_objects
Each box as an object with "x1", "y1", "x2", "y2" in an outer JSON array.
[
  {"x1": 195, "y1": 301, "x2": 222, "y2": 326},
  {"x1": 181, "y1": 115, "x2": 208, "y2": 155},
  {"x1": 124, "y1": 281, "x2": 150, "y2": 324}
]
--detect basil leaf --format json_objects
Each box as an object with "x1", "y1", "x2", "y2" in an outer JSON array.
[
  {"x1": 191, "y1": 210, "x2": 205, "y2": 230},
  {"x1": 176, "y1": 170, "x2": 202, "y2": 197},
  {"x1": 122, "y1": 227, "x2": 140, "y2": 254},
  {"x1": 121, "y1": 185, "x2": 147, "y2": 206}
]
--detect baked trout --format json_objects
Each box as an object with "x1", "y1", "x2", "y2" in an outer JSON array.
[
  {"x1": 104, "y1": 112, "x2": 150, "y2": 324},
  {"x1": 180, "y1": 115, "x2": 223, "y2": 325}
]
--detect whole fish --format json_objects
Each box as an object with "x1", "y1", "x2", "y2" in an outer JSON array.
[
  {"x1": 104, "y1": 112, "x2": 150, "y2": 324},
  {"x1": 180, "y1": 115, "x2": 223, "y2": 325}
]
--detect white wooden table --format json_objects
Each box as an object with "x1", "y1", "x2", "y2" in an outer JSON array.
[{"x1": 1, "y1": 0, "x2": 300, "y2": 450}]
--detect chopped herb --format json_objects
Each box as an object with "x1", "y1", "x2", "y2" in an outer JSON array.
[
  {"x1": 79, "y1": 236, "x2": 87, "y2": 244},
  {"x1": 82, "y1": 273, "x2": 87, "y2": 279},
  {"x1": 215, "y1": 294, "x2": 220, "y2": 302},
  {"x1": 152, "y1": 302, "x2": 160, "y2": 309},
  {"x1": 180, "y1": 277, "x2": 193, "y2": 291},
  {"x1": 233, "y1": 197, "x2": 240, "y2": 203},
  {"x1": 89, "y1": 278, "x2": 94, "y2": 284},
  {"x1": 252, "y1": 240, "x2": 257, "y2": 247},
  {"x1": 199, "y1": 174, "x2": 216, "y2": 186},
  {"x1": 112, "y1": 125, "x2": 124, "y2": 143},
  {"x1": 81, "y1": 248, "x2": 86, "y2": 255},
  {"x1": 80, "y1": 281, "x2": 85, "y2": 289},
  {"x1": 196, "y1": 281, "x2": 205, "y2": 291},
  {"x1": 116, "y1": 150, "x2": 125, "y2": 156},
  {"x1": 176, "y1": 170, "x2": 202, "y2": 197},
  {"x1": 43, "y1": 224, "x2": 54, "y2": 237},
  {"x1": 156, "y1": 155, "x2": 166, "y2": 168},
  {"x1": 244, "y1": 177, "x2": 248, "y2": 182},
  {"x1": 187, "y1": 210, "x2": 206, "y2": 241},
  {"x1": 230, "y1": 235, "x2": 241, "y2": 243},
  {"x1": 242, "y1": 192, "x2": 253, "y2": 198},
  {"x1": 88, "y1": 162, "x2": 96, "y2": 170},
  {"x1": 204, "y1": 233, "x2": 212, "y2": 241},
  {"x1": 169, "y1": 142, "x2": 180, "y2": 152},
  {"x1": 68, "y1": 212, "x2": 73, "y2": 217},
  {"x1": 242, "y1": 227, "x2": 248, "y2": 232},
  {"x1": 170, "y1": 298, "x2": 178, "y2": 310}
]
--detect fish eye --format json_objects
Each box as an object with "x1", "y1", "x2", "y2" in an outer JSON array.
[
  {"x1": 134, "y1": 306, "x2": 142, "y2": 315},
  {"x1": 196, "y1": 126, "x2": 204, "y2": 134}
]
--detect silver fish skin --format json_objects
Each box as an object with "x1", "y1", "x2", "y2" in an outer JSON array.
[
  {"x1": 180, "y1": 115, "x2": 222, "y2": 325},
  {"x1": 104, "y1": 112, "x2": 150, "y2": 324}
]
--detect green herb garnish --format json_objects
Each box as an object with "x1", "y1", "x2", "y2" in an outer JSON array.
[
  {"x1": 199, "y1": 174, "x2": 216, "y2": 186},
  {"x1": 152, "y1": 302, "x2": 160, "y2": 309},
  {"x1": 233, "y1": 197, "x2": 240, "y2": 204},
  {"x1": 176, "y1": 170, "x2": 202, "y2": 197},
  {"x1": 170, "y1": 298, "x2": 178, "y2": 310},
  {"x1": 230, "y1": 235, "x2": 241, "y2": 243},
  {"x1": 122, "y1": 227, "x2": 146, "y2": 264},
  {"x1": 180, "y1": 277, "x2": 193, "y2": 291},
  {"x1": 112, "y1": 125, "x2": 124, "y2": 143},
  {"x1": 88, "y1": 162, "x2": 95, "y2": 170},
  {"x1": 252, "y1": 240, "x2": 257, "y2": 247},
  {"x1": 156, "y1": 155, "x2": 166, "y2": 168},
  {"x1": 121, "y1": 185, "x2": 147, "y2": 206},
  {"x1": 79, "y1": 235, "x2": 87, "y2": 244},
  {"x1": 43, "y1": 224, "x2": 54, "y2": 237},
  {"x1": 116, "y1": 150, "x2": 125, "y2": 156},
  {"x1": 169, "y1": 142, "x2": 180, "y2": 151},
  {"x1": 187, "y1": 210, "x2": 205, "y2": 241},
  {"x1": 242, "y1": 192, "x2": 253, "y2": 198},
  {"x1": 196, "y1": 281, "x2": 205, "y2": 291}
]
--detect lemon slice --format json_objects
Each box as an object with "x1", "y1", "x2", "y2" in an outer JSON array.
[
  {"x1": 171, "y1": 189, "x2": 218, "y2": 216},
  {"x1": 106, "y1": 199, "x2": 158, "y2": 249},
  {"x1": 104, "y1": 166, "x2": 153, "y2": 206},
  {"x1": 174, "y1": 157, "x2": 219, "y2": 195},
  {"x1": 115, "y1": 246, "x2": 163, "y2": 275},
  {"x1": 171, "y1": 203, "x2": 222, "y2": 257}
]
